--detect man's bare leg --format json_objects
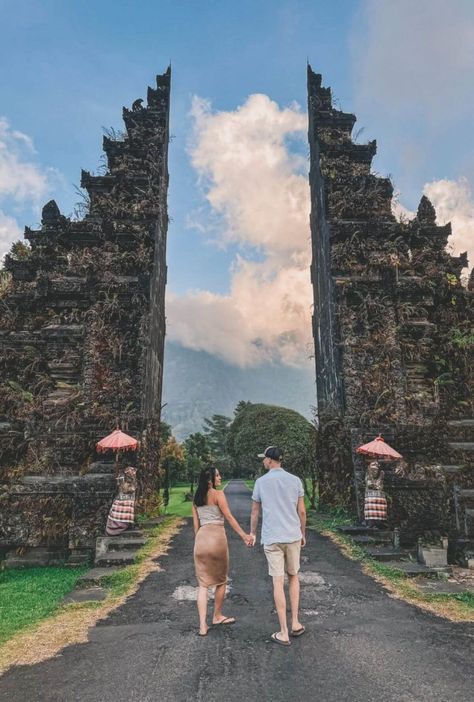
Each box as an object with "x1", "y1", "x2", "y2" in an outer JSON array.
[
  {"x1": 288, "y1": 573, "x2": 303, "y2": 632},
  {"x1": 272, "y1": 575, "x2": 289, "y2": 642}
]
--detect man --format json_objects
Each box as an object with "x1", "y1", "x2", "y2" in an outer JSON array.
[{"x1": 250, "y1": 446, "x2": 306, "y2": 646}]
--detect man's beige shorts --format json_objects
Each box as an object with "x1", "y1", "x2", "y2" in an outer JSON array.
[{"x1": 263, "y1": 540, "x2": 301, "y2": 577}]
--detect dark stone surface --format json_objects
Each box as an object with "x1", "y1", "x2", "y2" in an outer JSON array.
[
  {"x1": 0, "y1": 481, "x2": 472, "y2": 702},
  {"x1": 76, "y1": 567, "x2": 122, "y2": 587},
  {"x1": 62, "y1": 587, "x2": 107, "y2": 604},
  {"x1": 307, "y1": 66, "x2": 474, "y2": 549},
  {"x1": 417, "y1": 578, "x2": 474, "y2": 595},
  {"x1": 0, "y1": 69, "x2": 171, "y2": 564}
]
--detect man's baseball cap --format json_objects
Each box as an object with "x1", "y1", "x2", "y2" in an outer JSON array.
[{"x1": 257, "y1": 446, "x2": 283, "y2": 461}]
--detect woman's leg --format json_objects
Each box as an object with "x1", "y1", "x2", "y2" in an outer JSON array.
[
  {"x1": 212, "y1": 583, "x2": 228, "y2": 623},
  {"x1": 197, "y1": 585, "x2": 209, "y2": 635}
]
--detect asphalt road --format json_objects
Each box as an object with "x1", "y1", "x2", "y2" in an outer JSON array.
[{"x1": 1, "y1": 480, "x2": 473, "y2": 701}]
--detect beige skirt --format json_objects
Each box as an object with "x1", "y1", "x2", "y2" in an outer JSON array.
[{"x1": 194, "y1": 523, "x2": 229, "y2": 587}]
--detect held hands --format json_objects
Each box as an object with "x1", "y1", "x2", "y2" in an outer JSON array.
[{"x1": 242, "y1": 533, "x2": 256, "y2": 547}]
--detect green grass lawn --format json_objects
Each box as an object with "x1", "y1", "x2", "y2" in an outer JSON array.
[
  {"x1": 0, "y1": 565, "x2": 87, "y2": 645},
  {"x1": 165, "y1": 483, "x2": 229, "y2": 518},
  {"x1": 165, "y1": 485, "x2": 193, "y2": 517}
]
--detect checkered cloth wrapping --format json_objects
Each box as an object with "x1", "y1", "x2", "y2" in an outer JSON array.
[
  {"x1": 106, "y1": 518, "x2": 129, "y2": 536},
  {"x1": 364, "y1": 490, "x2": 387, "y2": 521},
  {"x1": 108, "y1": 498, "x2": 135, "y2": 523}
]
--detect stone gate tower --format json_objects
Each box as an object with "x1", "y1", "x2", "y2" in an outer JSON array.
[
  {"x1": 0, "y1": 69, "x2": 171, "y2": 565},
  {"x1": 308, "y1": 66, "x2": 474, "y2": 555}
]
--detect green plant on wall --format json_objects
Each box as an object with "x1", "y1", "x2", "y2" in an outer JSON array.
[
  {"x1": 452, "y1": 327, "x2": 474, "y2": 349},
  {"x1": 446, "y1": 272, "x2": 458, "y2": 287},
  {"x1": 8, "y1": 241, "x2": 32, "y2": 261}
]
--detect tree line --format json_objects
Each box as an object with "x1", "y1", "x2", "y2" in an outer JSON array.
[{"x1": 159, "y1": 401, "x2": 318, "y2": 509}]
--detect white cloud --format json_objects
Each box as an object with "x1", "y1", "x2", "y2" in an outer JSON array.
[
  {"x1": 391, "y1": 198, "x2": 415, "y2": 223},
  {"x1": 353, "y1": 2, "x2": 474, "y2": 278},
  {"x1": 0, "y1": 117, "x2": 49, "y2": 203},
  {"x1": 0, "y1": 117, "x2": 51, "y2": 261},
  {"x1": 424, "y1": 178, "x2": 474, "y2": 273},
  {"x1": 167, "y1": 94, "x2": 313, "y2": 368},
  {"x1": 189, "y1": 95, "x2": 308, "y2": 261},
  {"x1": 167, "y1": 261, "x2": 312, "y2": 367},
  {"x1": 0, "y1": 210, "x2": 21, "y2": 262},
  {"x1": 393, "y1": 179, "x2": 473, "y2": 276}
]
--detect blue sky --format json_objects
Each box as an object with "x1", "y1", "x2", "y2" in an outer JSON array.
[
  {"x1": 0, "y1": 0, "x2": 356, "y2": 294},
  {"x1": 1, "y1": 0, "x2": 473, "y2": 367}
]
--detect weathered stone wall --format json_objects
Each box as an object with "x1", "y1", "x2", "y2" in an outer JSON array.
[
  {"x1": 308, "y1": 68, "x2": 343, "y2": 416},
  {"x1": 0, "y1": 69, "x2": 171, "y2": 565},
  {"x1": 308, "y1": 66, "x2": 474, "y2": 551}
]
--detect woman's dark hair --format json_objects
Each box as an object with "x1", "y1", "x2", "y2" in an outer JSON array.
[{"x1": 193, "y1": 466, "x2": 217, "y2": 507}]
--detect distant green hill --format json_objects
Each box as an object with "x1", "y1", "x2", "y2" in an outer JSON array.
[{"x1": 162, "y1": 342, "x2": 316, "y2": 441}]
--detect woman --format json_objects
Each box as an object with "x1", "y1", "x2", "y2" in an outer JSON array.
[
  {"x1": 364, "y1": 460, "x2": 387, "y2": 527},
  {"x1": 192, "y1": 467, "x2": 252, "y2": 636},
  {"x1": 106, "y1": 465, "x2": 137, "y2": 536}
]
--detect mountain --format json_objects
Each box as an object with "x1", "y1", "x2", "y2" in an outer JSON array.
[{"x1": 161, "y1": 341, "x2": 316, "y2": 441}]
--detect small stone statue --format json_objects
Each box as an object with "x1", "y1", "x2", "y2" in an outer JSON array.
[
  {"x1": 106, "y1": 465, "x2": 137, "y2": 536},
  {"x1": 364, "y1": 460, "x2": 387, "y2": 527}
]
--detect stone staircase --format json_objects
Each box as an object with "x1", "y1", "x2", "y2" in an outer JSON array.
[
  {"x1": 443, "y1": 418, "x2": 474, "y2": 566},
  {"x1": 453, "y1": 484, "x2": 474, "y2": 567},
  {"x1": 405, "y1": 362, "x2": 431, "y2": 396},
  {"x1": 447, "y1": 418, "x2": 474, "y2": 463},
  {"x1": 88, "y1": 460, "x2": 116, "y2": 475},
  {"x1": 442, "y1": 418, "x2": 474, "y2": 475},
  {"x1": 74, "y1": 529, "x2": 146, "y2": 592},
  {"x1": 338, "y1": 525, "x2": 411, "y2": 562},
  {"x1": 413, "y1": 419, "x2": 474, "y2": 477},
  {"x1": 41, "y1": 324, "x2": 84, "y2": 416},
  {"x1": 4, "y1": 546, "x2": 69, "y2": 569},
  {"x1": 339, "y1": 419, "x2": 474, "y2": 571},
  {"x1": 95, "y1": 531, "x2": 147, "y2": 567},
  {"x1": 337, "y1": 525, "x2": 451, "y2": 577},
  {"x1": 74, "y1": 517, "x2": 164, "y2": 592},
  {"x1": 47, "y1": 357, "x2": 81, "y2": 384}
]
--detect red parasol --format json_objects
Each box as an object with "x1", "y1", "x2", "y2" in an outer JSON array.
[
  {"x1": 96, "y1": 429, "x2": 138, "y2": 454},
  {"x1": 356, "y1": 435, "x2": 402, "y2": 460}
]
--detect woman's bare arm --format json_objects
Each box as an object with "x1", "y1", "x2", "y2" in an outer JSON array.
[
  {"x1": 192, "y1": 504, "x2": 200, "y2": 535},
  {"x1": 216, "y1": 491, "x2": 250, "y2": 542}
]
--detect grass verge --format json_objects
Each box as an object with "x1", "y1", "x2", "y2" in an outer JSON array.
[
  {"x1": 0, "y1": 566, "x2": 87, "y2": 646},
  {"x1": 0, "y1": 516, "x2": 182, "y2": 675},
  {"x1": 309, "y1": 512, "x2": 474, "y2": 622}
]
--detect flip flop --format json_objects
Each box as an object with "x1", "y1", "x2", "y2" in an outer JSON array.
[
  {"x1": 290, "y1": 626, "x2": 306, "y2": 637},
  {"x1": 213, "y1": 617, "x2": 236, "y2": 626},
  {"x1": 198, "y1": 630, "x2": 209, "y2": 637},
  {"x1": 271, "y1": 632, "x2": 291, "y2": 646}
]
